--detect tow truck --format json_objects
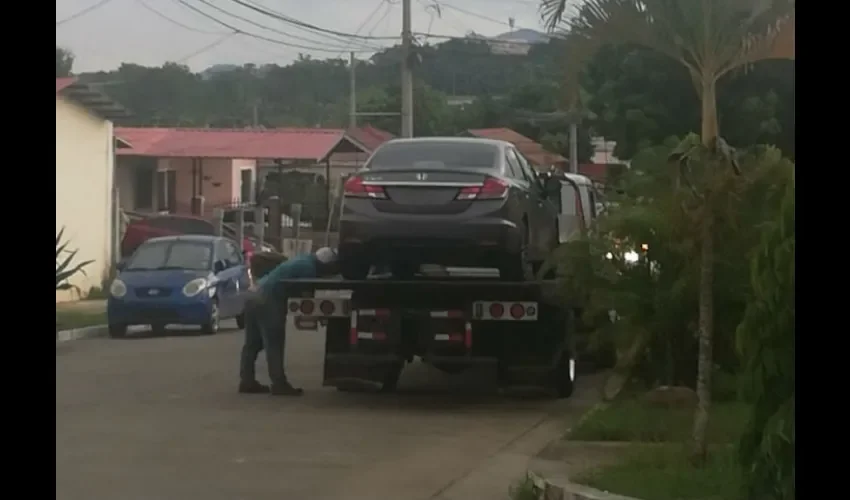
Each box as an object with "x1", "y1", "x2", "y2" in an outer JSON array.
[{"x1": 280, "y1": 171, "x2": 602, "y2": 397}]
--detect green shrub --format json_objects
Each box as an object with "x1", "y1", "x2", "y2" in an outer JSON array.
[{"x1": 56, "y1": 227, "x2": 93, "y2": 292}]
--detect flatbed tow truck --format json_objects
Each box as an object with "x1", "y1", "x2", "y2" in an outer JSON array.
[{"x1": 281, "y1": 270, "x2": 577, "y2": 397}]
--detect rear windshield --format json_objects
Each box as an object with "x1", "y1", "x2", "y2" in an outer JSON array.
[
  {"x1": 367, "y1": 142, "x2": 499, "y2": 170},
  {"x1": 126, "y1": 241, "x2": 213, "y2": 271}
]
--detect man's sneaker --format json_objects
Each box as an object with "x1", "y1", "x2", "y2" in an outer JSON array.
[
  {"x1": 270, "y1": 381, "x2": 304, "y2": 396},
  {"x1": 238, "y1": 381, "x2": 270, "y2": 394}
]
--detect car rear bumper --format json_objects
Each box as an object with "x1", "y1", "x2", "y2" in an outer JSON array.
[
  {"x1": 107, "y1": 296, "x2": 214, "y2": 326},
  {"x1": 339, "y1": 215, "x2": 522, "y2": 265}
]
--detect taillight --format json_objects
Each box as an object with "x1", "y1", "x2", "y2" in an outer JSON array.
[
  {"x1": 489, "y1": 303, "x2": 505, "y2": 318},
  {"x1": 344, "y1": 176, "x2": 388, "y2": 199},
  {"x1": 509, "y1": 303, "x2": 525, "y2": 319},
  {"x1": 320, "y1": 300, "x2": 335, "y2": 316},
  {"x1": 300, "y1": 300, "x2": 315, "y2": 315},
  {"x1": 455, "y1": 177, "x2": 508, "y2": 201}
]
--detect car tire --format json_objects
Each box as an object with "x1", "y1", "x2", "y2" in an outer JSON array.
[
  {"x1": 553, "y1": 351, "x2": 576, "y2": 398},
  {"x1": 200, "y1": 300, "x2": 220, "y2": 335},
  {"x1": 235, "y1": 313, "x2": 246, "y2": 329},
  {"x1": 380, "y1": 362, "x2": 404, "y2": 393},
  {"x1": 501, "y1": 243, "x2": 534, "y2": 282},
  {"x1": 340, "y1": 258, "x2": 370, "y2": 280},
  {"x1": 150, "y1": 323, "x2": 167, "y2": 335},
  {"x1": 108, "y1": 324, "x2": 127, "y2": 339},
  {"x1": 390, "y1": 261, "x2": 418, "y2": 279}
]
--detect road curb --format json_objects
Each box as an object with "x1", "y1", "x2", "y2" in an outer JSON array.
[
  {"x1": 527, "y1": 471, "x2": 642, "y2": 500},
  {"x1": 56, "y1": 324, "x2": 109, "y2": 343}
]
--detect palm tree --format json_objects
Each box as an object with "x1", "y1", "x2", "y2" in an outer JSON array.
[{"x1": 540, "y1": 0, "x2": 794, "y2": 461}]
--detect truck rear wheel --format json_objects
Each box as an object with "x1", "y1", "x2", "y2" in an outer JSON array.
[
  {"x1": 553, "y1": 351, "x2": 576, "y2": 398},
  {"x1": 380, "y1": 362, "x2": 404, "y2": 393}
]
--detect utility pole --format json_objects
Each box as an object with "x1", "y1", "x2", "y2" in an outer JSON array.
[
  {"x1": 349, "y1": 51, "x2": 357, "y2": 129},
  {"x1": 401, "y1": 0, "x2": 414, "y2": 137},
  {"x1": 569, "y1": 122, "x2": 579, "y2": 174}
]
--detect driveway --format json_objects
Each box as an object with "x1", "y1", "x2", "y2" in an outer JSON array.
[{"x1": 57, "y1": 322, "x2": 603, "y2": 500}]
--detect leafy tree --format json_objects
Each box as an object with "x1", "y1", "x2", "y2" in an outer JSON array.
[
  {"x1": 542, "y1": 0, "x2": 795, "y2": 461},
  {"x1": 736, "y1": 163, "x2": 795, "y2": 500},
  {"x1": 57, "y1": 47, "x2": 74, "y2": 77}
]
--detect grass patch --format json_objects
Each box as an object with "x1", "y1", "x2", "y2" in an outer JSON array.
[
  {"x1": 56, "y1": 308, "x2": 106, "y2": 330},
  {"x1": 575, "y1": 444, "x2": 742, "y2": 500},
  {"x1": 568, "y1": 399, "x2": 749, "y2": 444}
]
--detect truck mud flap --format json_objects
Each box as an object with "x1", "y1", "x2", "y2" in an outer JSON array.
[{"x1": 323, "y1": 353, "x2": 402, "y2": 388}]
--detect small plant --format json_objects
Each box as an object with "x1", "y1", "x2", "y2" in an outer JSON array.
[
  {"x1": 56, "y1": 227, "x2": 93, "y2": 292},
  {"x1": 508, "y1": 473, "x2": 541, "y2": 500}
]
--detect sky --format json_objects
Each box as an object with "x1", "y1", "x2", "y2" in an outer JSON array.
[{"x1": 56, "y1": 0, "x2": 556, "y2": 73}]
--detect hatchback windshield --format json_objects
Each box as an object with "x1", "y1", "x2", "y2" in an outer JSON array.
[
  {"x1": 126, "y1": 240, "x2": 213, "y2": 271},
  {"x1": 368, "y1": 142, "x2": 499, "y2": 170}
]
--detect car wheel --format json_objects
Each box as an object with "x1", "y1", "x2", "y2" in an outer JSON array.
[
  {"x1": 150, "y1": 323, "x2": 167, "y2": 335},
  {"x1": 201, "y1": 300, "x2": 220, "y2": 335},
  {"x1": 501, "y1": 221, "x2": 534, "y2": 281},
  {"x1": 390, "y1": 261, "x2": 418, "y2": 279},
  {"x1": 553, "y1": 351, "x2": 576, "y2": 398},
  {"x1": 235, "y1": 313, "x2": 246, "y2": 329},
  {"x1": 108, "y1": 324, "x2": 127, "y2": 339},
  {"x1": 340, "y1": 259, "x2": 370, "y2": 280}
]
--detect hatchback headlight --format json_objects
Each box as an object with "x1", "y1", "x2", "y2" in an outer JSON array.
[
  {"x1": 182, "y1": 278, "x2": 208, "y2": 297},
  {"x1": 110, "y1": 279, "x2": 127, "y2": 298}
]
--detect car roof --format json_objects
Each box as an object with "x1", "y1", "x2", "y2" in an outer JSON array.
[
  {"x1": 379, "y1": 137, "x2": 511, "y2": 148},
  {"x1": 144, "y1": 234, "x2": 220, "y2": 245}
]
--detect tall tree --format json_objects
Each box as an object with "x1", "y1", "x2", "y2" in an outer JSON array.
[
  {"x1": 542, "y1": 0, "x2": 795, "y2": 461},
  {"x1": 56, "y1": 47, "x2": 74, "y2": 77}
]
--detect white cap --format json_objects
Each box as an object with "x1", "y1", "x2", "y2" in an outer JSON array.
[{"x1": 315, "y1": 247, "x2": 338, "y2": 264}]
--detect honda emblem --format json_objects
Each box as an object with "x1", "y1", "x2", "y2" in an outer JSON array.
[
  {"x1": 148, "y1": 289, "x2": 159, "y2": 296},
  {"x1": 416, "y1": 173, "x2": 428, "y2": 181}
]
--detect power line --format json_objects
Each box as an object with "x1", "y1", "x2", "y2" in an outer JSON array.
[
  {"x1": 335, "y1": 0, "x2": 390, "y2": 58},
  {"x1": 56, "y1": 0, "x2": 117, "y2": 26},
  {"x1": 192, "y1": 0, "x2": 380, "y2": 51},
  {"x1": 175, "y1": 32, "x2": 237, "y2": 63},
  {"x1": 137, "y1": 0, "x2": 229, "y2": 35},
  {"x1": 369, "y1": 0, "x2": 397, "y2": 36},
  {"x1": 173, "y1": 0, "x2": 379, "y2": 53},
  {"x1": 227, "y1": 0, "x2": 399, "y2": 40}
]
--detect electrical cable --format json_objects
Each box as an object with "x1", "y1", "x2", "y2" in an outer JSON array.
[
  {"x1": 334, "y1": 0, "x2": 390, "y2": 58},
  {"x1": 56, "y1": 0, "x2": 118, "y2": 26},
  {"x1": 175, "y1": 32, "x2": 238, "y2": 63},
  {"x1": 191, "y1": 0, "x2": 381, "y2": 51},
  {"x1": 173, "y1": 0, "x2": 379, "y2": 53},
  {"x1": 137, "y1": 0, "x2": 229, "y2": 35},
  {"x1": 227, "y1": 0, "x2": 399, "y2": 40}
]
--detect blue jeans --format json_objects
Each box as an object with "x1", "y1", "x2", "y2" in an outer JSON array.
[{"x1": 239, "y1": 296, "x2": 287, "y2": 385}]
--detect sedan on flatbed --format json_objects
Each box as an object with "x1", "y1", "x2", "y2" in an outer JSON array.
[{"x1": 338, "y1": 137, "x2": 561, "y2": 280}]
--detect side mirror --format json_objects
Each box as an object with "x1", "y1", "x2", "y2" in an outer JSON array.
[
  {"x1": 213, "y1": 260, "x2": 227, "y2": 273},
  {"x1": 543, "y1": 177, "x2": 561, "y2": 197}
]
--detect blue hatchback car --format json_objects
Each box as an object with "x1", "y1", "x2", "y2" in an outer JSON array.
[{"x1": 107, "y1": 235, "x2": 251, "y2": 338}]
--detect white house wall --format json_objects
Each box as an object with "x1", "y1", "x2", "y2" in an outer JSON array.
[{"x1": 56, "y1": 96, "x2": 114, "y2": 301}]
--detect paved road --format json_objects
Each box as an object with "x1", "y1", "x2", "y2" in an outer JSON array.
[{"x1": 57, "y1": 322, "x2": 603, "y2": 500}]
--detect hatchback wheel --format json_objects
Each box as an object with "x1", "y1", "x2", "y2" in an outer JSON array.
[
  {"x1": 108, "y1": 324, "x2": 127, "y2": 339},
  {"x1": 201, "y1": 301, "x2": 220, "y2": 335}
]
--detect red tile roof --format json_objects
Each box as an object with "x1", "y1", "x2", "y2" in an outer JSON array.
[
  {"x1": 464, "y1": 128, "x2": 568, "y2": 168},
  {"x1": 347, "y1": 125, "x2": 395, "y2": 152},
  {"x1": 56, "y1": 77, "x2": 77, "y2": 93},
  {"x1": 115, "y1": 127, "x2": 367, "y2": 161},
  {"x1": 578, "y1": 163, "x2": 609, "y2": 183}
]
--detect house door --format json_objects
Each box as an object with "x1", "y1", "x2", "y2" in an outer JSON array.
[
  {"x1": 240, "y1": 168, "x2": 254, "y2": 204},
  {"x1": 132, "y1": 164, "x2": 155, "y2": 211},
  {"x1": 156, "y1": 170, "x2": 177, "y2": 213}
]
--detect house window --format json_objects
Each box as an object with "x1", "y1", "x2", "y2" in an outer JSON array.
[
  {"x1": 240, "y1": 168, "x2": 254, "y2": 204},
  {"x1": 133, "y1": 167, "x2": 155, "y2": 210},
  {"x1": 156, "y1": 170, "x2": 177, "y2": 212}
]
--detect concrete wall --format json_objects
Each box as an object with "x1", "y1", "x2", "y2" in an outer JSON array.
[{"x1": 56, "y1": 97, "x2": 114, "y2": 302}]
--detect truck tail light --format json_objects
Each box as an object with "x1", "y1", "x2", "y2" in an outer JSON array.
[
  {"x1": 489, "y1": 303, "x2": 504, "y2": 318},
  {"x1": 300, "y1": 299, "x2": 315, "y2": 315},
  {"x1": 320, "y1": 300, "x2": 335, "y2": 315},
  {"x1": 509, "y1": 303, "x2": 525, "y2": 319},
  {"x1": 344, "y1": 176, "x2": 387, "y2": 199},
  {"x1": 455, "y1": 177, "x2": 508, "y2": 201}
]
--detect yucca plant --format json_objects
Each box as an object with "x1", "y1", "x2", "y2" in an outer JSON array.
[{"x1": 56, "y1": 227, "x2": 93, "y2": 292}]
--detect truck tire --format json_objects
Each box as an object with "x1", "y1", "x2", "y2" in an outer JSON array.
[
  {"x1": 554, "y1": 351, "x2": 577, "y2": 398},
  {"x1": 380, "y1": 362, "x2": 404, "y2": 393}
]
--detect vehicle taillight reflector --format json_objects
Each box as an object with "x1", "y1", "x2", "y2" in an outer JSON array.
[
  {"x1": 300, "y1": 299, "x2": 315, "y2": 315},
  {"x1": 489, "y1": 303, "x2": 505, "y2": 318},
  {"x1": 509, "y1": 303, "x2": 525, "y2": 319},
  {"x1": 288, "y1": 301, "x2": 300, "y2": 313},
  {"x1": 344, "y1": 176, "x2": 388, "y2": 199},
  {"x1": 320, "y1": 300, "x2": 335, "y2": 315},
  {"x1": 455, "y1": 177, "x2": 508, "y2": 201}
]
